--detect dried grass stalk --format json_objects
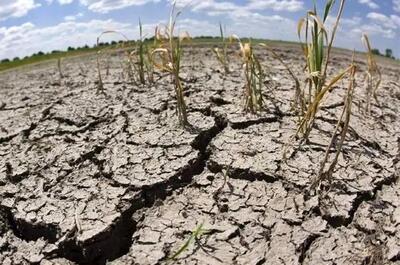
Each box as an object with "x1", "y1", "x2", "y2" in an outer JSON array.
[
  {"x1": 233, "y1": 36, "x2": 265, "y2": 113},
  {"x1": 362, "y1": 34, "x2": 382, "y2": 113},
  {"x1": 313, "y1": 60, "x2": 357, "y2": 189},
  {"x1": 213, "y1": 23, "x2": 230, "y2": 74}
]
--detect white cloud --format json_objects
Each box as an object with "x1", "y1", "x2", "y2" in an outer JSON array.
[
  {"x1": 321, "y1": 12, "x2": 399, "y2": 58},
  {"x1": 0, "y1": 13, "x2": 297, "y2": 61},
  {"x1": 352, "y1": 24, "x2": 396, "y2": 39},
  {"x1": 0, "y1": 18, "x2": 218, "y2": 60},
  {"x1": 59, "y1": 0, "x2": 74, "y2": 4},
  {"x1": 392, "y1": 14, "x2": 400, "y2": 26},
  {"x1": 64, "y1": 12, "x2": 84, "y2": 21},
  {"x1": 341, "y1": 16, "x2": 363, "y2": 27},
  {"x1": 46, "y1": 0, "x2": 74, "y2": 4},
  {"x1": 79, "y1": 0, "x2": 160, "y2": 13},
  {"x1": 367, "y1": 12, "x2": 400, "y2": 29},
  {"x1": 0, "y1": 0, "x2": 41, "y2": 21},
  {"x1": 171, "y1": 0, "x2": 300, "y2": 40},
  {"x1": 170, "y1": 0, "x2": 302, "y2": 41},
  {"x1": 247, "y1": 0, "x2": 304, "y2": 12},
  {"x1": 173, "y1": 0, "x2": 303, "y2": 14},
  {"x1": 231, "y1": 14, "x2": 297, "y2": 41},
  {"x1": 175, "y1": 18, "x2": 218, "y2": 36},
  {"x1": 330, "y1": 12, "x2": 399, "y2": 41},
  {"x1": 358, "y1": 0, "x2": 379, "y2": 9},
  {"x1": 367, "y1": 12, "x2": 389, "y2": 21},
  {"x1": 0, "y1": 19, "x2": 133, "y2": 59},
  {"x1": 48, "y1": 0, "x2": 74, "y2": 4}
]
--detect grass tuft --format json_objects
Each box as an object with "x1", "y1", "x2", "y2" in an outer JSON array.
[
  {"x1": 128, "y1": 19, "x2": 155, "y2": 85},
  {"x1": 233, "y1": 36, "x2": 265, "y2": 113},
  {"x1": 168, "y1": 223, "x2": 207, "y2": 262},
  {"x1": 213, "y1": 23, "x2": 230, "y2": 74},
  {"x1": 294, "y1": 0, "x2": 346, "y2": 139},
  {"x1": 284, "y1": 0, "x2": 359, "y2": 191},
  {"x1": 152, "y1": 4, "x2": 190, "y2": 126}
]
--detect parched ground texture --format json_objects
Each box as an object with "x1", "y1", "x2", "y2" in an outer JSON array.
[{"x1": 0, "y1": 45, "x2": 400, "y2": 265}]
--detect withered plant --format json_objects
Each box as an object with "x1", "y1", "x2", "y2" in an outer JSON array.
[
  {"x1": 233, "y1": 36, "x2": 265, "y2": 113},
  {"x1": 96, "y1": 31, "x2": 131, "y2": 93},
  {"x1": 129, "y1": 19, "x2": 155, "y2": 85},
  {"x1": 152, "y1": 5, "x2": 190, "y2": 126},
  {"x1": 362, "y1": 34, "x2": 381, "y2": 113},
  {"x1": 295, "y1": 0, "x2": 346, "y2": 138},
  {"x1": 313, "y1": 59, "x2": 357, "y2": 189},
  {"x1": 213, "y1": 23, "x2": 230, "y2": 74}
]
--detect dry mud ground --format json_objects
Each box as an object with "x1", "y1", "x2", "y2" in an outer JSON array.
[{"x1": 0, "y1": 44, "x2": 400, "y2": 265}]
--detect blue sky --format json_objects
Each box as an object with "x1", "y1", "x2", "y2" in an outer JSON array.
[{"x1": 0, "y1": 0, "x2": 399, "y2": 60}]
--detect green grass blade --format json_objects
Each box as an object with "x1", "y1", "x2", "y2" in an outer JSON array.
[
  {"x1": 168, "y1": 223, "x2": 205, "y2": 261},
  {"x1": 323, "y1": 0, "x2": 335, "y2": 22}
]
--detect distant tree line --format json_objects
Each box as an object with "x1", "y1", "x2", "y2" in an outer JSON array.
[
  {"x1": 0, "y1": 43, "x2": 106, "y2": 63},
  {"x1": 371, "y1": 48, "x2": 396, "y2": 59},
  {"x1": 2, "y1": 37, "x2": 395, "y2": 63},
  {"x1": 0, "y1": 37, "x2": 223, "y2": 63}
]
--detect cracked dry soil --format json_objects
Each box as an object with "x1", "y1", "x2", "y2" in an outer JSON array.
[{"x1": 0, "y1": 45, "x2": 400, "y2": 265}]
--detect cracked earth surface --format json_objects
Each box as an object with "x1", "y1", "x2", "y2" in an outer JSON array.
[{"x1": 1, "y1": 46, "x2": 400, "y2": 265}]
